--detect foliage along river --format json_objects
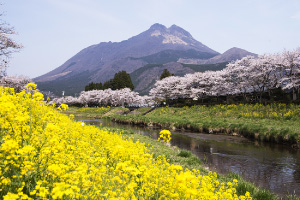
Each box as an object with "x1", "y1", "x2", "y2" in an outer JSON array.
[{"x1": 79, "y1": 118, "x2": 300, "y2": 197}]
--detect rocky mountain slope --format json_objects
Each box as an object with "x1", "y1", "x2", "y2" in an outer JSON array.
[{"x1": 34, "y1": 23, "x2": 256, "y2": 96}]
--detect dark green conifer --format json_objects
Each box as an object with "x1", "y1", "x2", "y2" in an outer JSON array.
[{"x1": 160, "y1": 69, "x2": 174, "y2": 80}]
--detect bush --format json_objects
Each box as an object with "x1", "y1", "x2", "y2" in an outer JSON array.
[{"x1": 178, "y1": 150, "x2": 192, "y2": 158}]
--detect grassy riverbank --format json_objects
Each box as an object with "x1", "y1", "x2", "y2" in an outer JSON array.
[
  {"x1": 65, "y1": 104, "x2": 300, "y2": 146},
  {"x1": 105, "y1": 104, "x2": 300, "y2": 147}
]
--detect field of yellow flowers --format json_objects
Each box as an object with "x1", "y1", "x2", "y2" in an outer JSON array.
[{"x1": 0, "y1": 84, "x2": 251, "y2": 199}]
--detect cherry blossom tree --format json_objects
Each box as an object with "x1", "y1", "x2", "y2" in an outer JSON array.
[
  {"x1": 277, "y1": 48, "x2": 300, "y2": 100},
  {"x1": 0, "y1": 75, "x2": 32, "y2": 92},
  {"x1": 149, "y1": 76, "x2": 186, "y2": 100},
  {"x1": 226, "y1": 55, "x2": 278, "y2": 103},
  {"x1": 0, "y1": 12, "x2": 22, "y2": 76}
]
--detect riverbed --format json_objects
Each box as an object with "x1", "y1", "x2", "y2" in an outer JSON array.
[{"x1": 79, "y1": 118, "x2": 300, "y2": 197}]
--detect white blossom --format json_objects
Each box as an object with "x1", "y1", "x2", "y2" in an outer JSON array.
[
  {"x1": 0, "y1": 75, "x2": 32, "y2": 92},
  {"x1": 51, "y1": 88, "x2": 150, "y2": 107}
]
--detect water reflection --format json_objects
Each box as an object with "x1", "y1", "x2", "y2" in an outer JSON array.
[{"x1": 77, "y1": 118, "x2": 300, "y2": 197}]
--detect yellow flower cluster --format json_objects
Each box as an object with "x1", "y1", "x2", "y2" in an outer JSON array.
[
  {"x1": 159, "y1": 106, "x2": 169, "y2": 115},
  {"x1": 58, "y1": 104, "x2": 69, "y2": 111},
  {"x1": 0, "y1": 84, "x2": 252, "y2": 199},
  {"x1": 158, "y1": 130, "x2": 172, "y2": 143}
]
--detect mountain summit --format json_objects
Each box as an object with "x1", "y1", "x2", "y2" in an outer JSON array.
[
  {"x1": 35, "y1": 24, "x2": 255, "y2": 96},
  {"x1": 146, "y1": 23, "x2": 217, "y2": 53}
]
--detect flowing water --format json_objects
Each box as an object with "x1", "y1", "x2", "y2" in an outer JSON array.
[{"x1": 79, "y1": 118, "x2": 300, "y2": 197}]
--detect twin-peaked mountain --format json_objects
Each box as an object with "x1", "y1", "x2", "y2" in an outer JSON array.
[{"x1": 34, "y1": 23, "x2": 256, "y2": 96}]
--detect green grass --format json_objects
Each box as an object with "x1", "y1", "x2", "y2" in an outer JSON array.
[{"x1": 64, "y1": 106, "x2": 126, "y2": 118}]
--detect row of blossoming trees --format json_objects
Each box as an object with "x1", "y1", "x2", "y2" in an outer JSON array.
[
  {"x1": 50, "y1": 88, "x2": 153, "y2": 107},
  {"x1": 1, "y1": 48, "x2": 299, "y2": 107},
  {"x1": 0, "y1": 76, "x2": 152, "y2": 107},
  {"x1": 150, "y1": 48, "x2": 300, "y2": 104}
]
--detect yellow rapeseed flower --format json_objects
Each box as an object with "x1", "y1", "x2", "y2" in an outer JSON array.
[{"x1": 0, "y1": 84, "x2": 252, "y2": 199}]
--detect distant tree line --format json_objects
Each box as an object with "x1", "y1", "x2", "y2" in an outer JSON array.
[{"x1": 85, "y1": 71, "x2": 134, "y2": 91}]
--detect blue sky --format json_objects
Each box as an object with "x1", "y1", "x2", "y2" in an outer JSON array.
[{"x1": 2, "y1": 0, "x2": 300, "y2": 78}]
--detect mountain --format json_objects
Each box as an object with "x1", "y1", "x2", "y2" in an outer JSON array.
[
  {"x1": 177, "y1": 47, "x2": 257, "y2": 64},
  {"x1": 34, "y1": 23, "x2": 256, "y2": 96}
]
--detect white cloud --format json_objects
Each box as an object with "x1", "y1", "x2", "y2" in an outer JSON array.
[{"x1": 291, "y1": 11, "x2": 300, "y2": 20}]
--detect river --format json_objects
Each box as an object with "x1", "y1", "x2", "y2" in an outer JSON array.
[{"x1": 79, "y1": 118, "x2": 300, "y2": 197}]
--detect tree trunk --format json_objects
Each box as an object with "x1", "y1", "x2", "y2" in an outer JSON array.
[
  {"x1": 260, "y1": 94, "x2": 263, "y2": 104},
  {"x1": 293, "y1": 88, "x2": 297, "y2": 101},
  {"x1": 243, "y1": 93, "x2": 248, "y2": 103},
  {"x1": 257, "y1": 91, "x2": 262, "y2": 104}
]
